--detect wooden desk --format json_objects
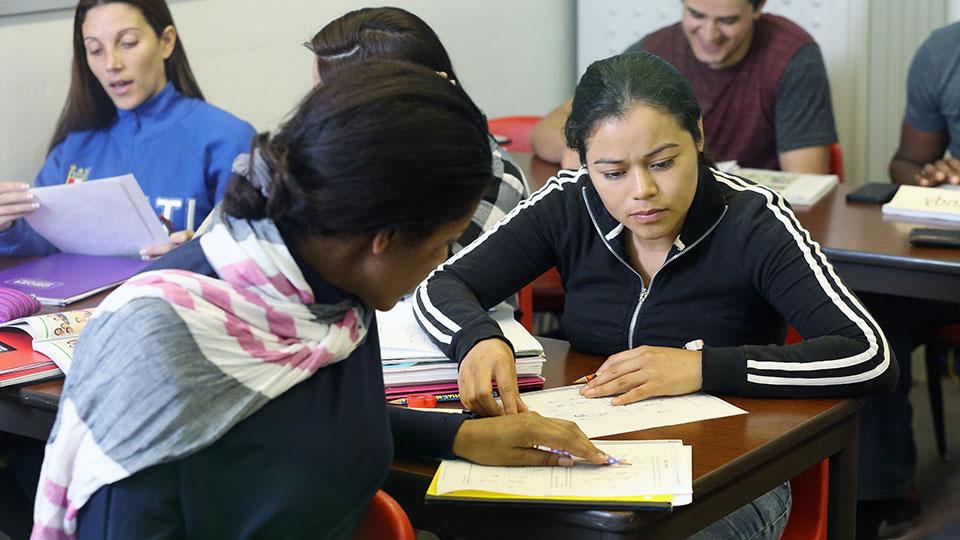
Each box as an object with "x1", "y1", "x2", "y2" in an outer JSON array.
[
  {"x1": 386, "y1": 338, "x2": 860, "y2": 539},
  {"x1": 512, "y1": 153, "x2": 960, "y2": 302}
]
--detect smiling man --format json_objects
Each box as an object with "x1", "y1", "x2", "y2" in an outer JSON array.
[{"x1": 532, "y1": 0, "x2": 837, "y2": 173}]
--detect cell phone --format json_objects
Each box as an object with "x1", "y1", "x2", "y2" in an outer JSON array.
[
  {"x1": 908, "y1": 228, "x2": 960, "y2": 248},
  {"x1": 846, "y1": 182, "x2": 900, "y2": 204}
]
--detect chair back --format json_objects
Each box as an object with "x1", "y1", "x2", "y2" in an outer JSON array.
[
  {"x1": 829, "y1": 143, "x2": 844, "y2": 182},
  {"x1": 781, "y1": 460, "x2": 830, "y2": 540},
  {"x1": 488, "y1": 116, "x2": 542, "y2": 153},
  {"x1": 518, "y1": 283, "x2": 534, "y2": 332},
  {"x1": 352, "y1": 490, "x2": 415, "y2": 540}
]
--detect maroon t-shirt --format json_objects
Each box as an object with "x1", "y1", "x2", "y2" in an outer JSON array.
[{"x1": 634, "y1": 14, "x2": 821, "y2": 169}]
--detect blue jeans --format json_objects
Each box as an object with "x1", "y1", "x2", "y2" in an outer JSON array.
[{"x1": 689, "y1": 481, "x2": 791, "y2": 540}]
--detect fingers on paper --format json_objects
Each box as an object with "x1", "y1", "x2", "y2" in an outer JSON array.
[
  {"x1": 493, "y1": 357, "x2": 522, "y2": 415},
  {"x1": 459, "y1": 359, "x2": 502, "y2": 417},
  {"x1": 523, "y1": 415, "x2": 607, "y2": 466}
]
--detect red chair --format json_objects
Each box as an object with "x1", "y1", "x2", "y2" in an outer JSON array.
[
  {"x1": 780, "y1": 330, "x2": 829, "y2": 540},
  {"x1": 518, "y1": 283, "x2": 534, "y2": 332},
  {"x1": 784, "y1": 143, "x2": 845, "y2": 344},
  {"x1": 782, "y1": 460, "x2": 830, "y2": 540},
  {"x1": 352, "y1": 490, "x2": 415, "y2": 540},
  {"x1": 829, "y1": 142, "x2": 844, "y2": 182},
  {"x1": 487, "y1": 115, "x2": 541, "y2": 153},
  {"x1": 487, "y1": 116, "x2": 565, "y2": 320}
]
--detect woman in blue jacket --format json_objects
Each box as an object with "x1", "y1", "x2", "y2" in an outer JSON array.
[{"x1": 0, "y1": 0, "x2": 254, "y2": 258}]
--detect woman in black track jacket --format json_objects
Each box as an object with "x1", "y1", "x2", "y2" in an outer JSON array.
[{"x1": 415, "y1": 52, "x2": 897, "y2": 415}]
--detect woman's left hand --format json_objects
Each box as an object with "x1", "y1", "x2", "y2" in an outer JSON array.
[
  {"x1": 580, "y1": 345, "x2": 703, "y2": 405},
  {"x1": 140, "y1": 230, "x2": 194, "y2": 259}
]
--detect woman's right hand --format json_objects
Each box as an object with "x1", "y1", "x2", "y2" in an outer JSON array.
[
  {"x1": 459, "y1": 338, "x2": 528, "y2": 417},
  {"x1": 452, "y1": 411, "x2": 610, "y2": 467},
  {"x1": 0, "y1": 182, "x2": 39, "y2": 232}
]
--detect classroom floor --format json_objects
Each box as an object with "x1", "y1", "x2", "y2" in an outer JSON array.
[{"x1": 900, "y1": 351, "x2": 960, "y2": 539}]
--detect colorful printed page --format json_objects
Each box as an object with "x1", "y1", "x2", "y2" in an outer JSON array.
[
  {"x1": 520, "y1": 386, "x2": 747, "y2": 438},
  {"x1": 432, "y1": 440, "x2": 692, "y2": 506},
  {"x1": 0, "y1": 309, "x2": 94, "y2": 373}
]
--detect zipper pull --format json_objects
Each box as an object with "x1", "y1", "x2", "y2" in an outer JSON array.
[{"x1": 639, "y1": 289, "x2": 649, "y2": 304}]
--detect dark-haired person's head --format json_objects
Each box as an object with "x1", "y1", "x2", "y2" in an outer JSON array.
[
  {"x1": 305, "y1": 7, "x2": 457, "y2": 87},
  {"x1": 50, "y1": 0, "x2": 203, "y2": 152},
  {"x1": 222, "y1": 60, "x2": 492, "y2": 310},
  {"x1": 680, "y1": 0, "x2": 765, "y2": 69},
  {"x1": 565, "y1": 52, "x2": 704, "y2": 252}
]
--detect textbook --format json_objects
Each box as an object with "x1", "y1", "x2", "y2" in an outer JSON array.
[
  {"x1": 26, "y1": 173, "x2": 168, "y2": 257},
  {"x1": 0, "y1": 254, "x2": 147, "y2": 305},
  {"x1": 378, "y1": 301, "x2": 545, "y2": 392},
  {"x1": 0, "y1": 329, "x2": 62, "y2": 387},
  {"x1": 882, "y1": 185, "x2": 960, "y2": 223},
  {"x1": 0, "y1": 308, "x2": 94, "y2": 373},
  {"x1": 427, "y1": 440, "x2": 692, "y2": 509},
  {"x1": 733, "y1": 167, "x2": 839, "y2": 207}
]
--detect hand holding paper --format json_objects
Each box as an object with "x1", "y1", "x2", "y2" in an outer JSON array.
[
  {"x1": 140, "y1": 229, "x2": 195, "y2": 259},
  {"x1": 0, "y1": 181, "x2": 39, "y2": 232},
  {"x1": 25, "y1": 174, "x2": 167, "y2": 257}
]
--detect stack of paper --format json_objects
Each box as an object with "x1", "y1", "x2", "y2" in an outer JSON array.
[
  {"x1": 377, "y1": 301, "x2": 545, "y2": 398},
  {"x1": 428, "y1": 440, "x2": 692, "y2": 508}
]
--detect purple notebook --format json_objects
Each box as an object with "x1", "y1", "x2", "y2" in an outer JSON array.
[{"x1": 0, "y1": 254, "x2": 148, "y2": 306}]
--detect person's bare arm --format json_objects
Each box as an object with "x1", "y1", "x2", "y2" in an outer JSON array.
[
  {"x1": 778, "y1": 145, "x2": 831, "y2": 174},
  {"x1": 889, "y1": 120, "x2": 953, "y2": 186},
  {"x1": 531, "y1": 99, "x2": 579, "y2": 168}
]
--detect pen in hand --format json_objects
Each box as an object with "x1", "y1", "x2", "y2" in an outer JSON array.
[{"x1": 533, "y1": 445, "x2": 630, "y2": 466}]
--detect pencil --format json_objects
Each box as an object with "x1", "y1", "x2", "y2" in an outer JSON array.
[
  {"x1": 388, "y1": 390, "x2": 500, "y2": 406},
  {"x1": 573, "y1": 373, "x2": 598, "y2": 384}
]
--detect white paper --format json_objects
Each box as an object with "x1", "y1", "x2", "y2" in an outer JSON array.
[
  {"x1": 378, "y1": 301, "x2": 544, "y2": 359},
  {"x1": 521, "y1": 386, "x2": 747, "y2": 438},
  {"x1": 26, "y1": 174, "x2": 167, "y2": 257},
  {"x1": 437, "y1": 440, "x2": 692, "y2": 503}
]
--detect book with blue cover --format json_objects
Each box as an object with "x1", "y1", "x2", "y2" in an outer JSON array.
[{"x1": 0, "y1": 254, "x2": 147, "y2": 305}]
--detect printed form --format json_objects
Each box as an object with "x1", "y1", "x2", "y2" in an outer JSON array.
[
  {"x1": 521, "y1": 385, "x2": 747, "y2": 438},
  {"x1": 436, "y1": 440, "x2": 693, "y2": 505}
]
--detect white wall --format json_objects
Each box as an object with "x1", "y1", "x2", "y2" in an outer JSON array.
[{"x1": 0, "y1": 0, "x2": 575, "y2": 182}]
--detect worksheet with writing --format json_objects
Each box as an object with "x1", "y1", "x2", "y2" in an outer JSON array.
[
  {"x1": 436, "y1": 440, "x2": 691, "y2": 503},
  {"x1": 521, "y1": 386, "x2": 747, "y2": 438}
]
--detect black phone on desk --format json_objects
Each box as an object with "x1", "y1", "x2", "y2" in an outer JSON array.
[
  {"x1": 908, "y1": 228, "x2": 960, "y2": 248},
  {"x1": 846, "y1": 182, "x2": 900, "y2": 204}
]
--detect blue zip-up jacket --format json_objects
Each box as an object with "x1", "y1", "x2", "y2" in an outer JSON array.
[
  {"x1": 0, "y1": 82, "x2": 256, "y2": 256},
  {"x1": 416, "y1": 165, "x2": 898, "y2": 398}
]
